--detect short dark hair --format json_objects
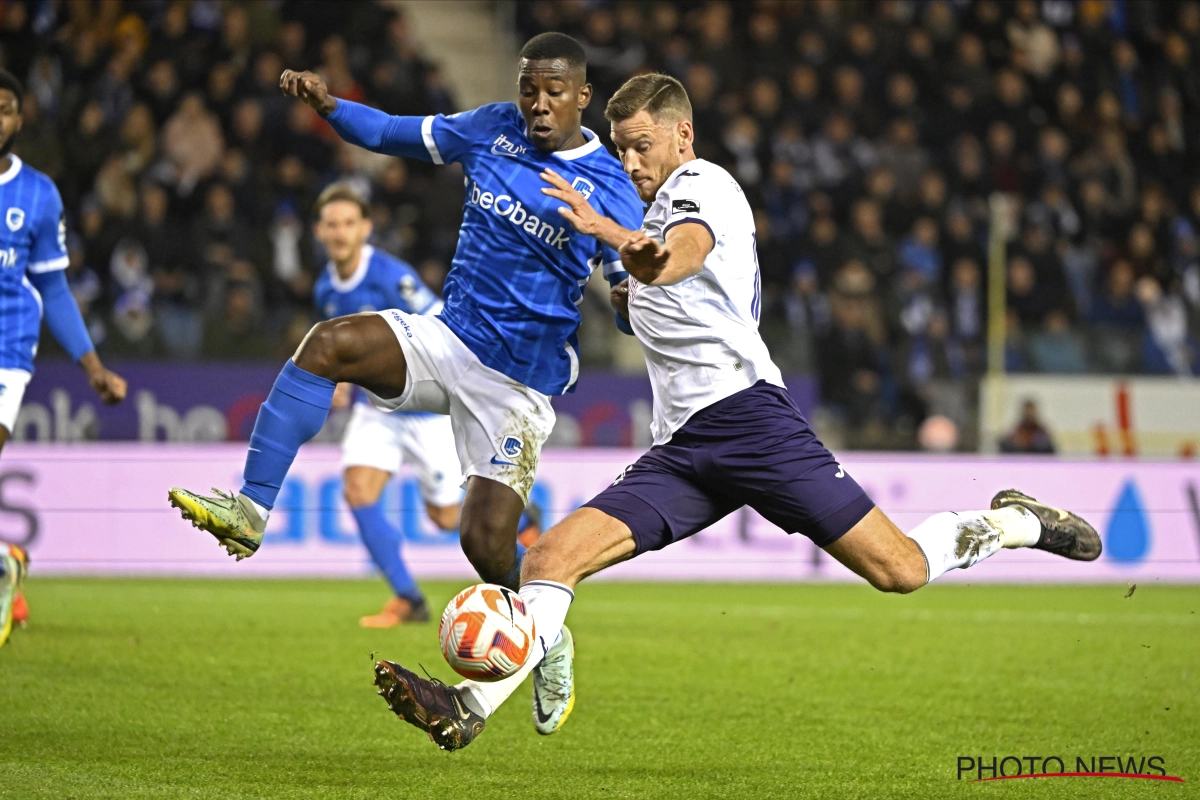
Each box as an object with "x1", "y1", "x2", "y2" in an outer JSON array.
[
  {"x1": 518, "y1": 32, "x2": 587, "y2": 73},
  {"x1": 0, "y1": 69, "x2": 23, "y2": 110},
  {"x1": 606, "y1": 73, "x2": 692, "y2": 124},
  {"x1": 314, "y1": 183, "x2": 370, "y2": 219}
]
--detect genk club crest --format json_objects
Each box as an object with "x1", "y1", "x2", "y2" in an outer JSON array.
[{"x1": 5, "y1": 207, "x2": 24, "y2": 232}]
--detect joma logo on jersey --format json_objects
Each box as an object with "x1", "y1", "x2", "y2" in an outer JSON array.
[
  {"x1": 0, "y1": 248, "x2": 17, "y2": 268},
  {"x1": 467, "y1": 179, "x2": 571, "y2": 250},
  {"x1": 490, "y1": 134, "x2": 527, "y2": 158}
]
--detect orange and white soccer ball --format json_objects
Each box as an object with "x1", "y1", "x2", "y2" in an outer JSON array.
[{"x1": 439, "y1": 584, "x2": 536, "y2": 682}]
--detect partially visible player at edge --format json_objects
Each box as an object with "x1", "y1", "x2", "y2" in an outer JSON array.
[
  {"x1": 0, "y1": 69, "x2": 127, "y2": 647},
  {"x1": 167, "y1": 37, "x2": 638, "y2": 630},
  {"x1": 311, "y1": 183, "x2": 461, "y2": 627},
  {"x1": 369, "y1": 73, "x2": 1103, "y2": 751}
]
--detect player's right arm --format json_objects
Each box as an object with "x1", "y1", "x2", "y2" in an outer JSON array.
[
  {"x1": 541, "y1": 168, "x2": 712, "y2": 286},
  {"x1": 280, "y1": 69, "x2": 480, "y2": 165}
]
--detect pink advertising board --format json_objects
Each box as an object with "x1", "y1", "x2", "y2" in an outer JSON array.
[{"x1": 5, "y1": 444, "x2": 1199, "y2": 582}]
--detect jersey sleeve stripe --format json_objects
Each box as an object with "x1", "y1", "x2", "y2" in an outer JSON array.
[
  {"x1": 28, "y1": 255, "x2": 70, "y2": 273},
  {"x1": 601, "y1": 259, "x2": 624, "y2": 278},
  {"x1": 421, "y1": 115, "x2": 444, "y2": 165},
  {"x1": 663, "y1": 216, "x2": 715, "y2": 244}
]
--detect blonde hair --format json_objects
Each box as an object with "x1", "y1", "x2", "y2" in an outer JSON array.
[{"x1": 605, "y1": 73, "x2": 692, "y2": 124}]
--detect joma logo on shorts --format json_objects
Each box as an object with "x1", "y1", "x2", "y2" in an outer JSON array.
[{"x1": 467, "y1": 179, "x2": 571, "y2": 250}]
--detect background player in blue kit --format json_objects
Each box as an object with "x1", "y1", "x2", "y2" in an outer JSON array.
[
  {"x1": 0, "y1": 69, "x2": 126, "y2": 646},
  {"x1": 168, "y1": 35, "x2": 641, "y2": 602},
  {"x1": 311, "y1": 184, "x2": 462, "y2": 628}
]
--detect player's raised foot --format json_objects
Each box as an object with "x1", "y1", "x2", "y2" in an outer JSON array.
[
  {"x1": 359, "y1": 597, "x2": 430, "y2": 628},
  {"x1": 991, "y1": 489, "x2": 1102, "y2": 561},
  {"x1": 532, "y1": 625, "x2": 575, "y2": 735},
  {"x1": 373, "y1": 660, "x2": 485, "y2": 751},
  {"x1": 168, "y1": 487, "x2": 265, "y2": 561}
]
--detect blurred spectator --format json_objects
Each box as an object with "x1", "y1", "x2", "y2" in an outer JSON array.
[
  {"x1": 13, "y1": 0, "x2": 1200, "y2": 439},
  {"x1": 999, "y1": 399, "x2": 1056, "y2": 453}
]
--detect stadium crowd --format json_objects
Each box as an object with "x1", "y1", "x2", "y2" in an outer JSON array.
[{"x1": 10, "y1": 0, "x2": 1200, "y2": 443}]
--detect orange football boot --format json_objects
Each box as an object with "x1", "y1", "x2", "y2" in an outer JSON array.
[{"x1": 359, "y1": 597, "x2": 430, "y2": 628}]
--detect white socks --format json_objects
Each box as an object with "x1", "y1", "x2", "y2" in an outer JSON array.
[
  {"x1": 459, "y1": 580, "x2": 574, "y2": 718},
  {"x1": 907, "y1": 507, "x2": 1041, "y2": 582}
]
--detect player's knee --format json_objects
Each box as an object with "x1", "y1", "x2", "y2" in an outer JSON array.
[
  {"x1": 294, "y1": 318, "x2": 366, "y2": 380},
  {"x1": 342, "y1": 479, "x2": 376, "y2": 508},
  {"x1": 866, "y1": 558, "x2": 927, "y2": 594},
  {"x1": 426, "y1": 503, "x2": 460, "y2": 531}
]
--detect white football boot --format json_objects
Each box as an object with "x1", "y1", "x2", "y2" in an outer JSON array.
[{"x1": 532, "y1": 625, "x2": 575, "y2": 735}]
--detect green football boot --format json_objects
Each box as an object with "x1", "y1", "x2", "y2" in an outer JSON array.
[
  {"x1": 168, "y1": 488, "x2": 266, "y2": 561},
  {"x1": 532, "y1": 625, "x2": 575, "y2": 735},
  {"x1": 0, "y1": 546, "x2": 22, "y2": 648}
]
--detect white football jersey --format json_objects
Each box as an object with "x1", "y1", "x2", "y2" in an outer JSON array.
[{"x1": 628, "y1": 159, "x2": 785, "y2": 444}]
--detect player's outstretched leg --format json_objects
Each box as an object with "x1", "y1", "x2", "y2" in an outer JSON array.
[
  {"x1": 169, "y1": 315, "x2": 408, "y2": 559},
  {"x1": 373, "y1": 661, "x2": 486, "y2": 751},
  {"x1": 826, "y1": 491, "x2": 1099, "y2": 591}
]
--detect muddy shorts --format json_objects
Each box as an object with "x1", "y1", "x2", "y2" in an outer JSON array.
[{"x1": 365, "y1": 310, "x2": 553, "y2": 505}]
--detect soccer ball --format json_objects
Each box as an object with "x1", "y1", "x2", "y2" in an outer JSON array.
[{"x1": 439, "y1": 584, "x2": 536, "y2": 682}]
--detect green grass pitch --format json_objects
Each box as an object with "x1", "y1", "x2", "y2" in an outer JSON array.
[{"x1": 2, "y1": 579, "x2": 1198, "y2": 799}]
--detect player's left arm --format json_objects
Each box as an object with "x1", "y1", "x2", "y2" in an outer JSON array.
[
  {"x1": 27, "y1": 186, "x2": 125, "y2": 405},
  {"x1": 541, "y1": 168, "x2": 713, "y2": 286}
]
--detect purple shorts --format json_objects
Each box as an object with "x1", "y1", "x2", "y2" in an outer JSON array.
[{"x1": 584, "y1": 381, "x2": 874, "y2": 555}]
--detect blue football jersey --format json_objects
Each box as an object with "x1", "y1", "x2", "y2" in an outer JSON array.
[
  {"x1": 313, "y1": 243, "x2": 439, "y2": 321},
  {"x1": 313, "y1": 243, "x2": 440, "y2": 411},
  {"x1": 0, "y1": 156, "x2": 69, "y2": 371},
  {"x1": 417, "y1": 103, "x2": 643, "y2": 394}
]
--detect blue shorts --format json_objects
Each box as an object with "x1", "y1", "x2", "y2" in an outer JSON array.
[{"x1": 584, "y1": 381, "x2": 874, "y2": 555}]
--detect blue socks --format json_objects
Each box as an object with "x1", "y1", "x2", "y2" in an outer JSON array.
[
  {"x1": 241, "y1": 361, "x2": 336, "y2": 511},
  {"x1": 353, "y1": 500, "x2": 424, "y2": 603}
]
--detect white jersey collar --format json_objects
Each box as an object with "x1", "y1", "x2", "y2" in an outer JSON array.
[
  {"x1": 0, "y1": 155, "x2": 23, "y2": 185},
  {"x1": 550, "y1": 127, "x2": 603, "y2": 161},
  {"x1": 327, "y1": 244, "x2": 373, "y2": 293}
]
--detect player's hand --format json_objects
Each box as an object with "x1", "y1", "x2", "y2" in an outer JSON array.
[
  {"x1": 80, "y1": 352, "x2": 127, "y2": 405},
  {"x1": 279, "y1": 69, "x2": 337, "y2": 116},
  {"x1": 618, "y1": 231, "x2": 671, "y2": 283},
  {"x1": 610, "y1": 278, "x2": 630, "y2": 321},
  {"x1": 331, "y1": 382, "x2": 353, "y2": 410},
  {"x1": 540, "y1": 168, "x2": 602, "y2": 236}
]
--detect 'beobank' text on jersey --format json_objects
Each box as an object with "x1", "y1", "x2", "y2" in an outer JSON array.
[
  {"x1": 313, "y1": 243, "x2": 439, "y2": 411},
  {"x1": 410, "y1": 103, "x2": 642, "y2": 394},
  {"x1": 0, "y1": 156, "x2": 69, "y2": 371},
  {"x1": 629, "y1": 159, "x2": 784, "y2": 444}
]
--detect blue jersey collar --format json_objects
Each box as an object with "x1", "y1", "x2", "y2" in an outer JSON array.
[
  {"x1": 0, "y1": 155, "x2": 23, "y2": 185},
  {"x1": 327, "y1": 244, "x2": 373, "y2": 293}
]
